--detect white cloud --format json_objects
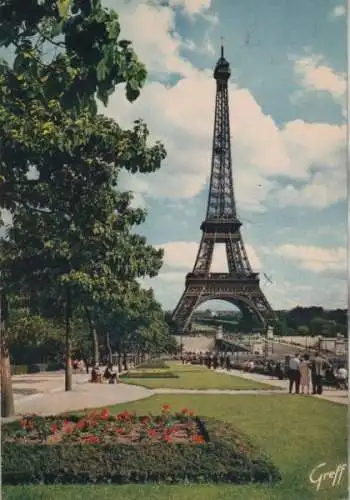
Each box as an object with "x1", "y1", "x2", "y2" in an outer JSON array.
[
  {"x1": 101, "y1": 1, "x2": 346, "y2": 212},
  {"x1": 292, "y1": 52, "x2": 346, "y2": 112},
  {"x1": 272, "y1": 244, "x2": 346, "y2": 273},
  {"x1": 329, "y1": 4, "x2": 346, "y2": 19},
  {"x1": 169, "y1": 0, "x2": 211, "y2": 15},
  {"x1": 169, "y1": 0, "x2": 218, "y2": 24}
]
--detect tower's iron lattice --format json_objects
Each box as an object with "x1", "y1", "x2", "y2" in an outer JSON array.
[{"x1": 172, "y1": 44, "x2": 276, "y2": 334}]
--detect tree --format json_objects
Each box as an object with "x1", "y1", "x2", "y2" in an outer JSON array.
[
  {"x1": 0, "y1": 0, "x2": 167, "y2": 415},
  {"x1": 296, "y1": 325, "x2": 309, "y2": 336},
  {"x1": 310, "y1": 317, "x2": 327, "y2": 336}
]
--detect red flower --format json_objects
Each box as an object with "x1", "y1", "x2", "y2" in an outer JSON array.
[
  {"x1": 100, "y1": 409, "x2": 109, "y2": 420},
  {"x1": 116, "y1": 410, "x2": 130, "y2": 421},
  {"x1": 116, "y1": 428, "x2": 125, "y2": 434},
  {"x1": 50, "y1": 423, "x2": 58, "y2": 434},
  {"x1": 181, "y1": 408, "x2": 188, "y2": 415},
  {"x1": 63, "y1": 419, "x2": 69, "y2": 426},
  {"x1": 76, "y1": 420, "x2": 86, "y2": 430},
  {"x1": 163, "y1": 434, "x2": 172, "y2": 442},
  {"x1": 192, "y1": 434, "x2": 205, "y2": 444},
  {"x1": 162, "y1": 404, "x2": 170, "y2": 412}
]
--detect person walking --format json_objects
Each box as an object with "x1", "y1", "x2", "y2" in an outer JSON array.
[
  {"x1": 311, "y1": 352, "x2": 329, "y2": 395},
  {"x1": 299, "y1": 354, "x2": 311, "y2": 395},
  {"x1": 225, "y1": 352, "x2": 231, "y2": 371},
  {"x1": 288, "y1": 354, "x2": 301, "y2": 394}
]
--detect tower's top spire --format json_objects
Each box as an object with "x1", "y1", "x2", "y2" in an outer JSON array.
[{"x1": 214, "y1": 37, "x2": 231, "y2": 81}]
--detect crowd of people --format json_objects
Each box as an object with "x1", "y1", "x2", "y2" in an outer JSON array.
[
  {"x1": 90, "y1": 363, "x2": 117, "y2": 384},
  {"x1": 181, "y1": 350, "x2": 348, "y2": 395},
  {"x1": 287, "y1": 352, "x2": 347, "y2": 395},
  {"x1": 71, "y1": 359, "x2": 119, "y2": 384}
]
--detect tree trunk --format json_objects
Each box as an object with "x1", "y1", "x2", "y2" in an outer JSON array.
[
  {"x1": 85, "y1": 306, "x2": 99, "y2": 365},
  {"x1": 106, "y1": 331, "x2": 113, "y2": 365},
  {"x1": 123, "y1": 352, "x2": 127, "y2": 371},
  {"x1": 117, "y1": 353, "x2": 122, "y2": 373},
  {"x1": 65, "y1": 285, "x2": 72, "y2": 392},
  {"x1": 1, "y1": 291, "x2": 15, "y2": 417}
]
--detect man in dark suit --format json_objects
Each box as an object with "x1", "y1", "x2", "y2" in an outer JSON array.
[{"x1": 311, "y1": 352, "x2": 329, "y2": 395}]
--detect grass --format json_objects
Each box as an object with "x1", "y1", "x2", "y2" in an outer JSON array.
[
  {"x1": 122, "y1": 362, "x2": 275, "y2": 390},
  {"x1": 3, "y1": 394, "x2": 347, "y2": 500}
]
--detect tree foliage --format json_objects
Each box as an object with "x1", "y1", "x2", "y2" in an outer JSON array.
[{"x1": 0, "y1": 0, "x2": 171, "y2": 416}]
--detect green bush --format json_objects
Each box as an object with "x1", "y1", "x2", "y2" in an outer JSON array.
[
  {"x1": 11, "y1": 365, "x2": 28, "y2": 375},
  {"x1": 2, "y1": 417, "x2": 281, "y2": 485},
  {"x1": 136, "y1": 359, "x2": 169, "y2": 369},
  {"x1": 120, "y1": 371, "x2": 178, "y2": 379}
]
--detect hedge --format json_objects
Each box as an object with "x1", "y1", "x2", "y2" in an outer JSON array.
[
  {"x1": 2, "y1": 417, "x2": 281, "y2": 485},
  {"x1": 120, "y1": 371, "x2": 178, "y2": 379},
  {"x1": 11, "y1": 365, "x2": 29, "y2": 375},
  {"x1": 136, "y1": 359, "x2": 169, "y2": 370},
  {"x1": 11, "y1": 363, "x2": 65, "y2": 375}
]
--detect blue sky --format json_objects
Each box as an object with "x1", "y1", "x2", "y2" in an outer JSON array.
[
  {"x1": 2, "y1": 0, "x2": 346, "y2": 313},
  {"x1": 101, "y1": 0, "x2": 347, "y2": 312}
]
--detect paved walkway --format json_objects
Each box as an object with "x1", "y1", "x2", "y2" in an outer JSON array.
[
  {"x1": 3, "y1": 365, "x2": 347, "y2": 421},
  {"x1": 216, "y1": 368, "x2": 348, "y2": 405},
  {"x1": 3, "y1": 371, "x2": 153, "y2": 421}
]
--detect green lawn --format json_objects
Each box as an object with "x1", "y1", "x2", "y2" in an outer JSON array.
[
  {"x1": 122, "y1": 361, "x2": 275, "y2": 390},
  {"x1": 3, "y1": 394, "x2": 347, "y2": 500}
]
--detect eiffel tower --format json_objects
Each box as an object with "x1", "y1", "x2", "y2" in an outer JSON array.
[{"x1": 172, "y1": 44, "x2": 276, "y2": 334}]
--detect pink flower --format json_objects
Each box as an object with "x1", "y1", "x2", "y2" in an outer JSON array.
[{"x1": 83, "y1": 435, "x2": 100, "y2": 444}]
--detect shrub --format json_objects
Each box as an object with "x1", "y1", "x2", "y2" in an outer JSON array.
[
  {"x1": 2, "y1": 407, "x2": 281, "y2": 486},
  {"x1": 11, "y1": 365, "x2": 28, "y2": 375},
  {"x1": 137, "y1": 359, "x2": 169, "y2": 369},
  {"x1": 120, "y1": 371, "x2": 178, "y2": 379}
]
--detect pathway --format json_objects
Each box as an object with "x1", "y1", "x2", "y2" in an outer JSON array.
[
  {"x1": 215, "y1": 368, "x2": 348, "y2": 405},
  {"x1": 3, "y1": 371, "x2": 153, "y2": 421},
  {"x1": 3, "y1": 365, "x2": 347, "y2": 421}
]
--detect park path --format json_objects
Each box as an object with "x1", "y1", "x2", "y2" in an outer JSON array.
[
  {"x1": 2, "y1": 365, "x2": 347, "y2": 421},
  {"x1": 215, "y1": 367, "x2": 348, "y2": 406}
]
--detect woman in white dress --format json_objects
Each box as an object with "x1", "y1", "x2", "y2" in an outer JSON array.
[{"x1": 300, "y1": 354, "x2": 311, "y2": 395}]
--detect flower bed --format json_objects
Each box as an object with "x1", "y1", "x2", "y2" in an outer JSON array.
[
  {"x1": 3, "y1": 405, "x2": 201, "y2": 446},
  {"x1": 2, "y1": 405, "x2": 281, "y2": 485}
]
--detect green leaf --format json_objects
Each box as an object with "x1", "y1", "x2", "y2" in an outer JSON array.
[
  {"x1": 13, "y1": 54, "x2": 25, "y2": 73},
  {"x1": 96, "y1": 59, "x2": 108, "y2": 82},
  {"x1": 51, "y1": 20, "x2": 64, "y2": 38},
  {"x1": 125, "y1": 83, "x2": 140, "y2": 103},
  {"x1": 57, "y1": 0, "x2": 72, "y2": 19},
  {"x1": 107, "y1": 19, "x2": 120, "y2": 40}
]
